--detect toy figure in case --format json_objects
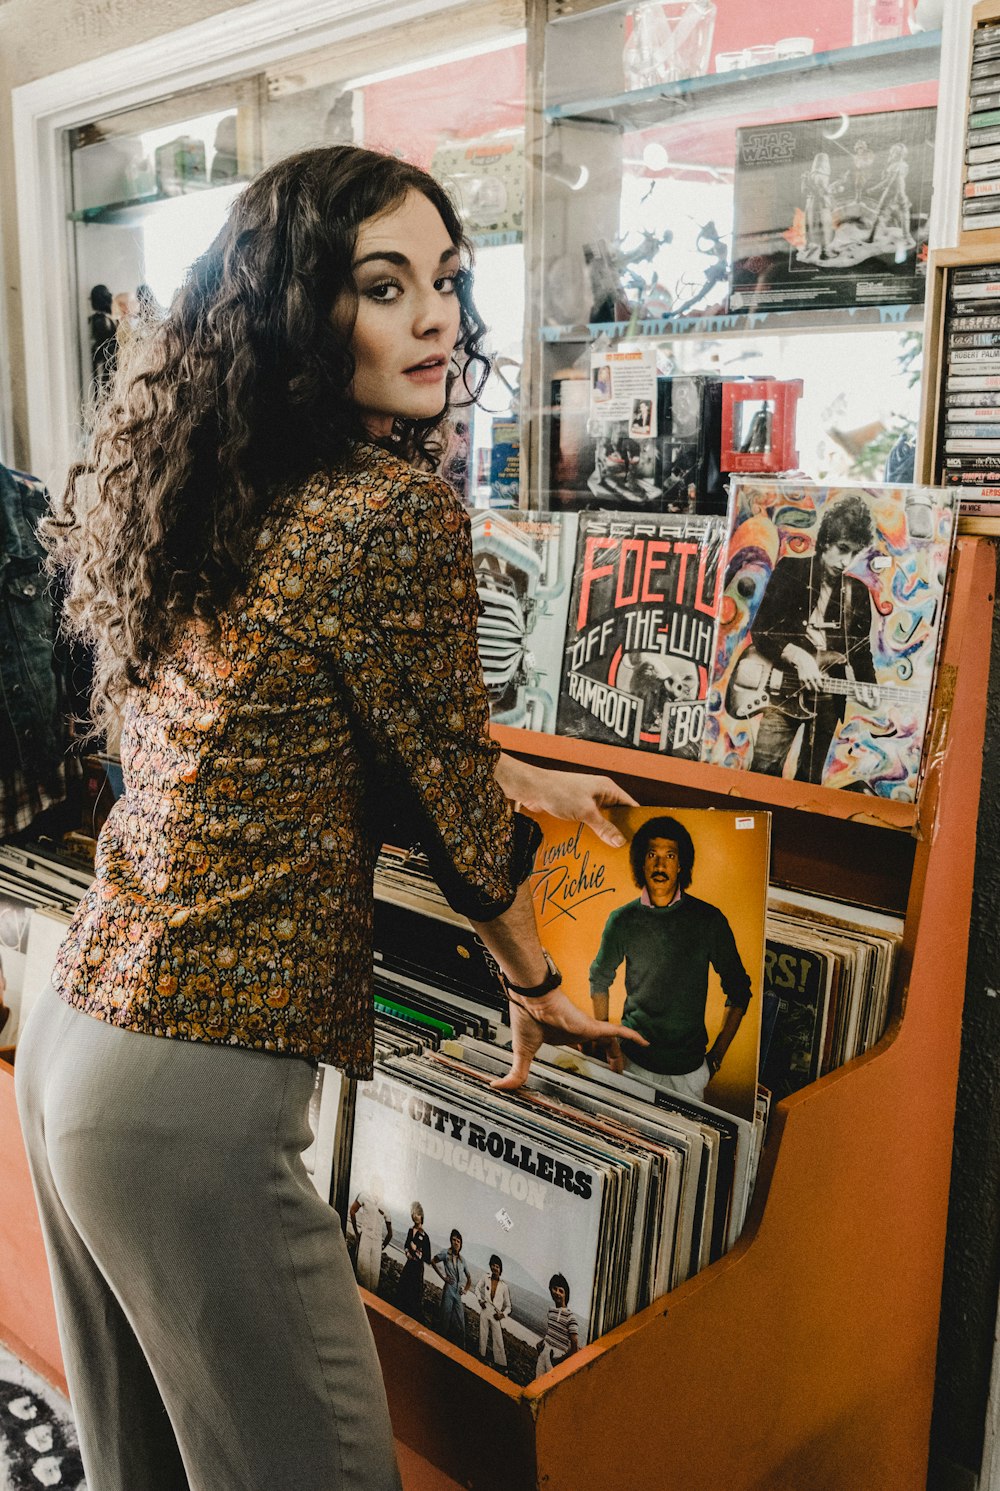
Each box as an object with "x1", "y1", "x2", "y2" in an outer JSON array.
[
  {"x1": 430, "y1": 132, "x2": 524, "y2": 240},
  {"x1": 730, "y1": 108, "x2": 935, "y2": 313},
  {"x1": 721, "y1": 380, "x2": 803, "y2": 475},
  {"x1": 88, "y1": 284, "x2": 117, "y2": 394},
  {"x1": 550, "y1": 374, "x2": 726, "y2": 515},
  {"x1": 674, "y1": 220, "x2": 730, "y2": 316},
  {"x1": 801, "y1": 153, "x2": 836, "y2": 263},
  {"x1": 155, "y1": 135, "x2": 208, "y2": 196}
]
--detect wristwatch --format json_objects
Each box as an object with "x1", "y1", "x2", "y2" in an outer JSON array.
[{"x1": 501, "y1": 949, "x2": 562, "y2": 1000}]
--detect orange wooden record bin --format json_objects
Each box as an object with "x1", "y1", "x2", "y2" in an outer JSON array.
[{"x1": 0, "y1": 537, "x2": 993, "y2": 1491}]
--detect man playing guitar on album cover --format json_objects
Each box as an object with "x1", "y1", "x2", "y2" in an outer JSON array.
[{"x1": 744, "y1": 494, "x2": 879, "y2": 784}]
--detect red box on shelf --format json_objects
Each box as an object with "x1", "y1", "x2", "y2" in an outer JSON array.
[{"x1": 721, "y1": 378, "x2": 803, "y2": 473}]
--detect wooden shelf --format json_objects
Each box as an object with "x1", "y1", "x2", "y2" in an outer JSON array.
[
  {"x1": 387, "y1": 538, "x2": 994, "y2": 1490},
  {"x1": 0, "y1": 543, "x2": 991, "y2": 1491},
  {"x1": 490, "y1": 726, "x2": 920, "y2": 831}
]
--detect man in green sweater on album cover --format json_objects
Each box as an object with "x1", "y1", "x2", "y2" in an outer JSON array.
[{"x1": 589, "y1": 816, "x2": 752, "y2": 1103}]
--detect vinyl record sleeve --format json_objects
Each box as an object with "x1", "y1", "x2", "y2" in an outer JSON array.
[
  {"x1": 556, "y1": 511, "x2": 725, "y2": 756},
  {"x1": 346, "y1": 1057, "x2": 612, "y2": 1378},
  {"x1": 703, "y1": 481, "x2": 959, "y2": 800},
  {"x1": 730, "y1": 108, "x2": 935, "y2": 313},
  {"x1": 526, "y1": 806, "x2": 769, "y2": 1124},
  {"x1": 471, "y1": 508, "x2": 578, "y2": 733},
  {"x1": 759, "y1": 934, "x2": 833, "y2": 1102},
  {"x1": 434, "y1": 1039, "x2": 699, "y2": 1293}
]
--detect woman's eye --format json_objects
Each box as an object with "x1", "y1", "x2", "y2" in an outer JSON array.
[
  {"x1": 436, "y1": 274, "x2": 458, "y2": 294},
  {"x1": 366, "y1": 280, "x2": 403, "y2": 303}
]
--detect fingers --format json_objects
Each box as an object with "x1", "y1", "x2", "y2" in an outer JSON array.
[
  {"x1": 603, "y1": 1022, "x2": 649, "y2": 1046},
  {"x1": 490, "y1": 1063, "x2": 530, "y2": 1091},
  {"x1": 583, "y1": 810, "x2": 627, "y2": 850},
  {"x1": 585, "y1": 778, "x2": 637, "y2": 849},
  {"x1": 491, "y1": 1037, "x2": 535, "y2": 1089},
  {"x1": 595, "y1": 776, "x2": 639, "y2": 809}
]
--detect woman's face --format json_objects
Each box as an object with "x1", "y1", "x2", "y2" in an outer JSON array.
[{"x1": 346, "y1": 188, "x2": 462, "y2": 436}]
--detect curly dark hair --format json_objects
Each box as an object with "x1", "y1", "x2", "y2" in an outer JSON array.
[
  {"x1": 628, "y1": 816, "x2": 695, "y2": 891},
  {"x1": 816, "y1": 493, "x2": 873, "y2": 557},
  {"x1": 43, "y1": 145, "x2": 489, "y2": 737}
]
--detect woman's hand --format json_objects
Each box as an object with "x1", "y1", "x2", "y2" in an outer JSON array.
[
  {"x1": 495, "y1": 754, "x2": 637, "y2": 849},
  {"x1": 490, "y1": 989, "x2": 648, "y2": 1091}
]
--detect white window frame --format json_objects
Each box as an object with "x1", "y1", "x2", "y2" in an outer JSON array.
[
  {"x1": 10, "y1": 0, "x2": 490, "y2": 487},
  {"x1": 0, "y1": 201, "x2": 13, "y2": 467}
]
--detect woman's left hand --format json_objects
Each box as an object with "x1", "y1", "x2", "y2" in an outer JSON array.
[{"x1": 496, "y1": 755, "x2": 637, "y2": 849}]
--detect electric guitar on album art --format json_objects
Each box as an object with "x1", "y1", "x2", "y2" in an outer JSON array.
[{"x1": 726, "y1": 645, "x2": 925, "y2": 722}]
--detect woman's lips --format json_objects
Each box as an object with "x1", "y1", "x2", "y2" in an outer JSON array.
[{"x1": 403, "y1": 358, "x2": 447, "y2": 383}]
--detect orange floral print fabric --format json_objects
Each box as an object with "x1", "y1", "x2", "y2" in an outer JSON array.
[{"x1": 52, "y1": 445, "x2": 538, "y2": 1077}]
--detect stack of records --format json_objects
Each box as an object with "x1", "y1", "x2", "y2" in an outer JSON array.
[
  {"x1": 0, "y1": 844, "x2": 89, "y2": 1047},
  {"x1": 937, "y1": 262, "x2": 1000, "y2": 526},
  {"x1": 761, "y1": 891, "x2": 902, "y2": 1103},
  {"x1": 342, "y1": 1031, "x2": 759, "y2": 1384},
  {"x1": 327, "y1": 811, "x2": 903, "y2": 1379},
  {"x1": 963, "y1": 22, "x2": 1000, "y2": 235},
  {"x1": 374, "y1": 844, "x2": 509, "y2": 1014}
]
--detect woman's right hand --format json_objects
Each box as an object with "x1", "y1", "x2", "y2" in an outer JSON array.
[{"x1": 491, "y1": 990, "x2": 647, "y2": 1091}]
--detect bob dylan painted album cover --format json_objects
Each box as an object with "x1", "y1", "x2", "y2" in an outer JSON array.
[
  {"x1": 528, "y1": 805, "x2": 769, "y2": 1123},
  {"x1": 729, "y1": 107, "x2": 935, "y2": 313},
  {"x1": 703, "y1": 481, "x2": 959, "y2": 800}
]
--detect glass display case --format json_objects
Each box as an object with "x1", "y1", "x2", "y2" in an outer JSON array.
[
  {"x1": 49, "y1": 0, "x2": 949, "y2": 511},
  {"x1": 532, "y1": 0, "x2": 943, "y2": 511},
  {"x1": 61, "y1": 6, "x2": 527, "y2": 503}
]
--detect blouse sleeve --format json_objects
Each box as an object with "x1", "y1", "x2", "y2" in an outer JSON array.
[{"x1": 337, "y1": 472, "x2": 540, "y2": 922}]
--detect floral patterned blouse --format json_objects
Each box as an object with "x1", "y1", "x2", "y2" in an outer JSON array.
[{"x1": 52, "y1": 444, "x2": 539, "y2": 1077}]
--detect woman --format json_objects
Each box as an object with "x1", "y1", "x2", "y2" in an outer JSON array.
[
  {"x1": 395, "y1": 1200, "x2": 431, "y2": 1321},
  {"x1": 15, "y1": 145, "x2": 644, "y2": 1491}
]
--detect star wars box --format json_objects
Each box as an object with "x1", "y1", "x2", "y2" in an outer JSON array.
[{"x1": 729, "y1": 108, "x2": 936, "y2": 313}]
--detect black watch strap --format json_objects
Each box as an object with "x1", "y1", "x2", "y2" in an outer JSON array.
[{"x1": 502, "y1": 950, "x2": 562, "y2": 999}]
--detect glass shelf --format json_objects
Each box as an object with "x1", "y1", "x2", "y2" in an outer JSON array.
[
  {"x1": 540, "y1": 301, "x2": 926, "y2": 344},
  {"x1": 471, "y1": 229, "x2": 523, "y2": 249},
  {"x1": 544, "y1": 31, "x2": 941, "y2": 131},
  {"x1": 68, "y1": 180, "x2": 249, "y2": 227}
]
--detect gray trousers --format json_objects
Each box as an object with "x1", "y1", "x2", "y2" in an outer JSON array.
[{"x1": 14, "y1": 984, "x2": 402, "y2": 1491}]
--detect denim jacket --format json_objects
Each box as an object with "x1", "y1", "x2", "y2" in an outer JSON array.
[{"x1": 0, "y1": 464, "x2": 63, "y2": 798}]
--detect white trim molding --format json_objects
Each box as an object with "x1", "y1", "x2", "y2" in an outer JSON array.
[
  {"x1": 0, "y1": 199, "x2": 14, "y2": 467},
  {"x1": 11, "y1": 0, "x2": 485, "y2": 486}
]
